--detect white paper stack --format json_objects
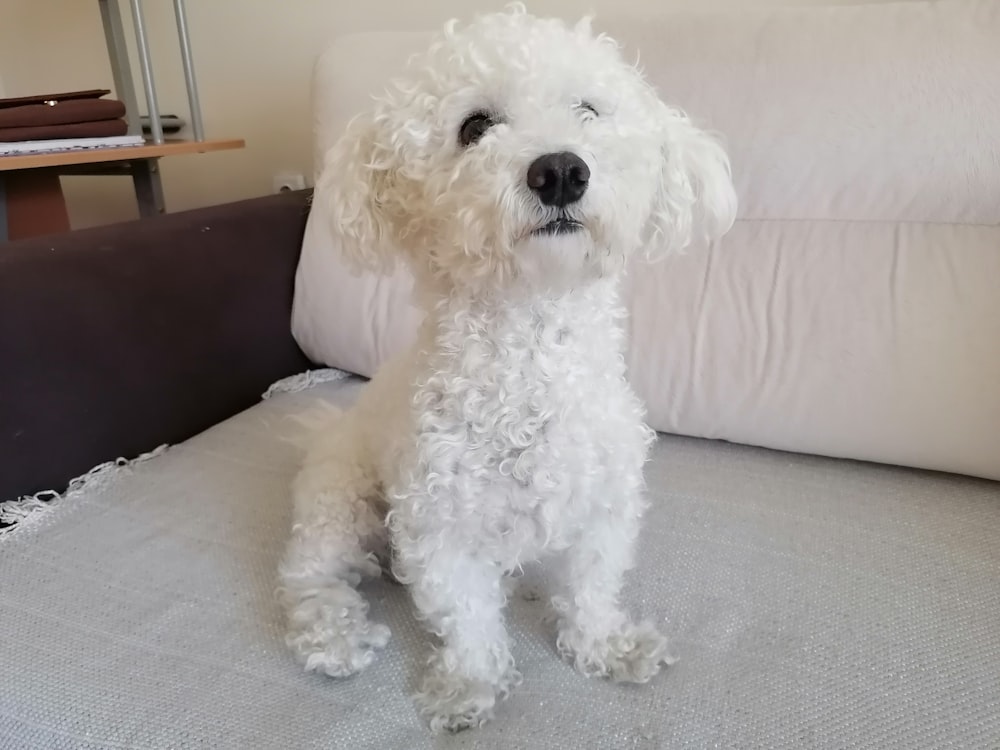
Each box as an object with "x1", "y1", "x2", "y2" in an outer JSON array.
[{"x1": 0, "y1": 135, "x2": 145, "y2": 157}]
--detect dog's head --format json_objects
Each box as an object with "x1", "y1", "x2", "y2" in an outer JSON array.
[{"x1": 322, "y1": 4, "x2": 736, "y2": 294}]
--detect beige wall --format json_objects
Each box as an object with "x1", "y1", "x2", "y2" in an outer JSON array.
[{"x1": 1, "y1": 0, "x2": 898, "y2": 229}]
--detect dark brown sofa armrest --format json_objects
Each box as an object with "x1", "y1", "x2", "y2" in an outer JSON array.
[{"x1": 0, "y1": 190, "x2": 314, "y2": 501}]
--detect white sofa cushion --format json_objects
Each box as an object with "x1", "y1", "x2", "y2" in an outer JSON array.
[{"x1": 293, "y1": 1, "x2": 1000, "y2": 480}]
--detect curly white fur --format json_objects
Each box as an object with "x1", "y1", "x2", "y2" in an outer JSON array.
[{"x1": 279, "y1": 4, "x2": 736, "y2": 733}]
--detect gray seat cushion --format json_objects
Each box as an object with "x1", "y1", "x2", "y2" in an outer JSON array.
[{"x1": 2, "y1": 377, "x2": 998, "y2": 749}]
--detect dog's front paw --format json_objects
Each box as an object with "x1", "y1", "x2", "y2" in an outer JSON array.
[
  {"x1": 287, "y1": 619, "x2": 391, "y2": 678},
  {"x1": 415, "y1": 672, "x2": 496, "y2": 733},
  {"x1": 414, "y1": 652, "x2": 521, "y2": 732},
  {"x1": 558, "y1": 619, "x2": 674, "y2": 683},
  {"x1": 281, "y1": 585, "x2": 390, "y2": 678}
]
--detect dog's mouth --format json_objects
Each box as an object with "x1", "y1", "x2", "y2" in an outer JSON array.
[{"x1": 531, "y1": 217, "x2": 584, "y2": 237}]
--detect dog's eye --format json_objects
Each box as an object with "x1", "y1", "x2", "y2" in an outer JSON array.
[
  {"x1": 459, "y1": 111, "x2": 497, "y2": 147},
  {"x1": 576, "y1": 101, "x2": 599, "y2": 119}
]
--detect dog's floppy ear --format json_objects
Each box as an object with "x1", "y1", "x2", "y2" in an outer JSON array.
[
  {"x1": 644, "y1": 105, "x2": 737, "y2": 259},
  {"x1": 319, "y1": 112, "x2": 399, "y2": 274}
]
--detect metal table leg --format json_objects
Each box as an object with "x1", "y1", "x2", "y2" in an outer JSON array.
[
  {"x1": 129, "y1": 0, "x2": 164, "y2": 144},
  {"x1": 98, "y1": 0, "x2": 206, "y2": 145},
  {"x1": 97, "y1": 0, "x2": 142, "y2": 138},
  {"x1": 173, "y1": 0, "x2": 205, "y2": 142},
  {"x1": 131, "y1": 159, "x2": 165, "y2": 217}
]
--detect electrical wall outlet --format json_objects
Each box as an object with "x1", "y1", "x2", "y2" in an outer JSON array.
[{"x1": 272, "y1": 171, "x2": 307, "y2": 193}]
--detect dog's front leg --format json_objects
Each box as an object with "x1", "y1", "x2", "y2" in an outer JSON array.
[
  {"x1": 397, "y1": 535, "x2": 519, "y2": 732},
  {"x1": 553, "y1": 500, "x2": 674, "y2": 683}
]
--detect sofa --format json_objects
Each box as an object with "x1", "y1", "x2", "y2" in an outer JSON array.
[{"x1": 2, "y1": 2, "x2": 999, "y2": 749}]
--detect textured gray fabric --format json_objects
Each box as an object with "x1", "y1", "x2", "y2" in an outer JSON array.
[{"x1": 2, "y1": 378, "x2": 999, "y2": 750}]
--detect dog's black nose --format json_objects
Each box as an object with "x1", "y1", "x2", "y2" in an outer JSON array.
[{"x1": 526, "y1": 152, "x2": 590, "y2": 207}]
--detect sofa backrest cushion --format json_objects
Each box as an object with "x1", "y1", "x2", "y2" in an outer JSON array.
[{"x1": 293, "y1": 1, "x2": 1000, "y2": 480}]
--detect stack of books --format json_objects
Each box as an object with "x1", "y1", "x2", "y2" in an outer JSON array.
[{"x1": 0, "y1": 89, "x2": 144, "y2": 157}]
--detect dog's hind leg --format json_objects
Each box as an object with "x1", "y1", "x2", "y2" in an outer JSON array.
[{"x1": 278, "y1": 428, "x2": 390, "y2": 677}]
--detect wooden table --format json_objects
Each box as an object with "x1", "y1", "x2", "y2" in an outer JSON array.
[{"x1": 0, "y1": 138, "x2": 244, "y2": 241}]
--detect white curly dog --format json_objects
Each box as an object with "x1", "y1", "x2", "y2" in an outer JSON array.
[{"x1": 279, "y1": 5, "x2": 736, "y2": 732}]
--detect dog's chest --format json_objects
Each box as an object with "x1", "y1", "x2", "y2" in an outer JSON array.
[
  {"x1": 411, "y1": 297, "x2": 645, "y2": 550},
  {"x1": 424, "y1": 309, "x2": 614, "y2": 445}
]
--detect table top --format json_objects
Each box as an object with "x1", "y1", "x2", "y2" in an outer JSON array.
[{"x1": 0, "y1": 138, "x2": 245, "y2": 171}]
